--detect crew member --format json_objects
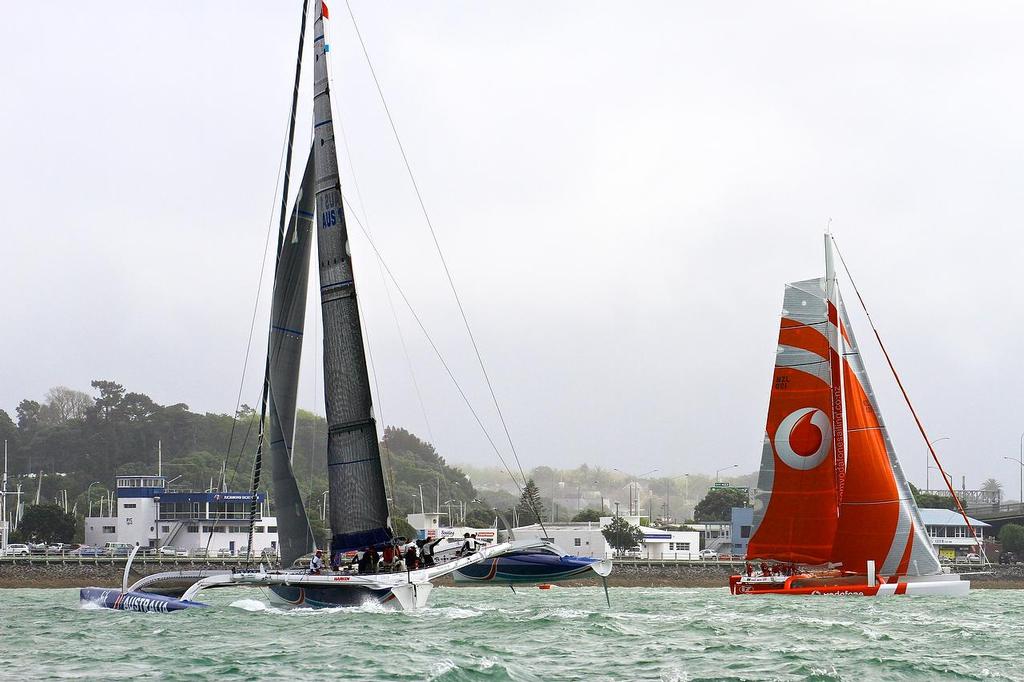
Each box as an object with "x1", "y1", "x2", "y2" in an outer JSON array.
[{"x1": 309, "y1": 548, "x2": 325, "y2": 575}]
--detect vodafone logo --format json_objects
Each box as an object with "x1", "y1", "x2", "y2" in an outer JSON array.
[{"x1": 774, "y1": 408, "x2": 831, "y2": 470}]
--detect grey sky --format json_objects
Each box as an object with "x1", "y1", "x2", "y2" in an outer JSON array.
[{"x1": 2, "y1": 2, "x2": 1022, "y2": 493}]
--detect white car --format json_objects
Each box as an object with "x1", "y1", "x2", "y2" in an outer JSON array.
[
  {"x1": 699, "y1": 549, "x2": 719, "y2": 560},
  {"x1": 158, "y1": 546, "x2": 186, "y2": 557},
  {"x1": 3, "y1": 544, "x2": 30, "y2": 556},
  {"x1": 965, "y1": 553, "x2": 984, "y2": 564}
]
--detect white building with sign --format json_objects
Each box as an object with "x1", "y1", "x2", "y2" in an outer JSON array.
[
  {"x1": 83, "y1": 474, "x2": 279, "y2": 556},
  {"x1": 511, "y1": 516, "x2": 700, "y2": 559}
]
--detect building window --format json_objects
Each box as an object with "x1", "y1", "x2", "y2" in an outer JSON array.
[
  {"x1": 574, "y1": 538, "x2": 582, "y2": 547},
  {"x1": 187, "y1": 526, "x2": 199, "y2": 533},
  {"x1": 255, "y1": 526, "x2": 264, "y2": 533},
  {"x1": 953, "y1": 527, "x2": 967, "y2": 538},
  {"x1": 202, "y1": 526, "x2": 213, "y2": 533},
  {"x1": 268, "y1": 526, "x2": 278, "y2": 533},
  {"x1": 671, "y1": 542, "x2": 690, "y2": 551},
  {"x1": 102, "y1": 526, "x2": 115, "y2": 534},
  {"x1": 123, "y1": 503, "x2": 137, "y2": 509},
  {"x1": 161, "y1": 526, "x2": 170, "y2": 533},
  {"x1": 740, "y1": 525, "x2": 751, "y2": 539}
]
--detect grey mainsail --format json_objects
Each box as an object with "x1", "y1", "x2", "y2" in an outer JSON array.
[
  {"x1": 313, "y1": 2, "x2": 392, "y2": 554},
  {"x1": 267, "y1": 149, "x2": 318, "y2": 567}
]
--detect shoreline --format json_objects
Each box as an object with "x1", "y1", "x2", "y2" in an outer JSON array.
[{"x1": 2, "y1": 561, "x2": 1020, "y2": 590}]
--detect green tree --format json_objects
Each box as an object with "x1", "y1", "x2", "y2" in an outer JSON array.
[
  {"x1": 572, "y1": 508, "x2": 601, "y2": 522},
  {"x1": 15, "y1": 504, "x2": 77, "y2": 544},
  {"x1": 602, "y1": 516, "x2": 643, "y2": 554},
  {"x1": 909, "y1": 483, "x2": 958, "y2": 511},
  {"x1": 999, "y1": 524, "x2": 1024, "y2": 555},
  {"x1": 16, "y1": 399, "x2": 41, "y2": 430},
  {"x1": 517, "y1": 478, "x2": 546, "y2": 525},
  {"x1": 464, "y1": 508, "x2": 498, "y2": 528},
  {"x1": 693, "y1": 487, "x2": 749, "y2": 522},
  {"x1": 307, "y1": 515, "x2": 330, "y2": 550}
]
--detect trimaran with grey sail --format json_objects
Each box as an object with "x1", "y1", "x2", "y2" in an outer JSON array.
[{"x1": 80, "y1": 0, "x2": 545, "y2": 612}]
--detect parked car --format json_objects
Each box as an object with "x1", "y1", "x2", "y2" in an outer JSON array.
[
  {"x1": 965, "y1": 553, "x2": 984, "y2": 564},
  {"x1": 28, "y1": 543, "x2": 48, "y2": 555},
  {"x1": 190, "y1": 548, "x2": 209, "y2": 557},
  {"x1": 46, "y1": 543, "x2": 68, "y2": 554},
  {"x1": 699, "y1": 549, "x2": 719, "y2": 561},
  {"x1": 103, "y1": 542, "x2": 133, "y2": 557},
  {"x1": 70, "y1": 545, "x2": 105, "y2": 557},
  {"x1": 3, "y1": 544, "x2": 30, "y2": 556},
  {"x1": 158, "y1": 546, "x2": 188, "y2": 557}
]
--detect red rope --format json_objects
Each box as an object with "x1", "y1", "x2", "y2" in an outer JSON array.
[{"x1": 831, "y1": 237, "x2": 984, "y2": 558}]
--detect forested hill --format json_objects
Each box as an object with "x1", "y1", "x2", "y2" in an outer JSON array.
[{"x1": 0, "y1": 381, "x2": 482, "y2": 520}]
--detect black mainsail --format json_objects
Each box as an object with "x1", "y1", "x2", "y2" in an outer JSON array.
[
  {"x1": 313, "y1": 1, "x2": 393, "y2": 554},
  {"x1": 266, "y1": 150, "x2": 318, "y2": 567}
]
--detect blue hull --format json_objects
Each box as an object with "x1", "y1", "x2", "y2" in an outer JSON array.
[
  {"x1": 80, "y1": 587, "x2": 208, "y2": 612},
  {"x1": 268, "y1": 584, "x2": 400, "y2": 608},
  {"x1": 453, "y1": 552, "x2": 605, "y2": 584}
]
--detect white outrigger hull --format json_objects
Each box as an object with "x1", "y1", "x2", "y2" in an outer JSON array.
[{"x1": 81, "y1": 540, "x2": 548, "y2": 612}]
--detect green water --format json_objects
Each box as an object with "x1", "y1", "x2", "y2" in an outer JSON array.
[{"x1": 1, "y1": 586, "x2": 1021, "y2": 681}]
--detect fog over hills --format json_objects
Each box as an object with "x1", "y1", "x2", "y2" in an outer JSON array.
[{"x1": 3, "y1": 3, "x2": 1023, "y2": 494}]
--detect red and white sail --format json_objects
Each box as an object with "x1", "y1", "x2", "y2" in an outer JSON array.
[
  {"x1": 830, "y1": 292, "x2": 941, "y2": 577},
  {"x1": 746, "y1": 276, "x2": 841, "y2": 565}
]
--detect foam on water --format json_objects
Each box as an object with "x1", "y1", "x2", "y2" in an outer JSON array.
[{"x1": 6, "y1": 586, "x2": 1024, "y2": 680}]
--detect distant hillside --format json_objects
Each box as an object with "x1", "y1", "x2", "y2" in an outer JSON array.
[{"x1": 0, "y1": 382, "x2": 485, "y2": 522}]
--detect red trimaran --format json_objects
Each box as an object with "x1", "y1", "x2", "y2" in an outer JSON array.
[{"x1": 731, "y1": 234, "x2": 975, "y2": 596}]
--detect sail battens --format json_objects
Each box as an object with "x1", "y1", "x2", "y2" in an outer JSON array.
[
  {"x1": 327, "y1": 418, "x2": 376, "y2": 435},
  {"x1": 747, "y1": 277, "x2": 839, "y2": 565},
  {"x1": 314, "y1": 3, "x2": 393, "y2": 558},
  {"x1": 271, "y1": 325, "x2": 304, "y2": 337},
  {"x1": 328, "y1": 456, "x2": 378, "y2": 467},
  {"x1": 830, "y1": 292, "x2": 941, "y2": 577},
  {"x1": 265, "y1": 148, "x2": 319, "y2": 567}
]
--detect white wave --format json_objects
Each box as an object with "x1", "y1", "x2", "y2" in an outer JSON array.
[{"x1": 229, "y1": 599, "x2": 268, "y2": 612}]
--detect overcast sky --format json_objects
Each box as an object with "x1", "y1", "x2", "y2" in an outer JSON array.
[{"x1": 3, "y1": 2, "x2": 1023, "y2": 494}]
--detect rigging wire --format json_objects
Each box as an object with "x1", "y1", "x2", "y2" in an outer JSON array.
[
  {"x1": 341, "y1": 198, "x2": 533, "y2": 508},
  {"x1": 334, "y1": 108, "x2": 436, "y2": 447},
  {"x1": 830, "y1": 235, "x2": 986, "y2": 559},
  {"x1": 343, "y1": 1, "x2": 545, "y2": 533}
]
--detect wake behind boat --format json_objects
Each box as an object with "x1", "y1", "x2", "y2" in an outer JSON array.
[{"x1": 731, "y1": 235, "x2": 972, "y2": 597}]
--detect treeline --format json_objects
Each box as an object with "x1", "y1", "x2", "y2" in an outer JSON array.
[{"x1": 0, "y1": 381, "x2": 486, "y2": 522}]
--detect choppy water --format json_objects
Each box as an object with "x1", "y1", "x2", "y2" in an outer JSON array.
[{"x1": 1, "y1": 585, "x2": 1022, "y2": 681}]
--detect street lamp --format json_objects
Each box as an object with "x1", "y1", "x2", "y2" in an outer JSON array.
[
  {"x1": 614, "y1": 501, "x2": 620, "y2": 517},
  {"x1": 1004, "y1": 456, "x2": 1023, "y2": 507},
  {"x1": 85, "y1": 481, "x2": 101, "y2": 517},
  {"x1": 716, "y1": 464, "x2": 739, "y2": 483},
  {"x1": 925, "y1": 437, "x2": 950, "y2": 490},
  {"x1": 614, "y1": 468, "x2": 659, "y2": 516},
  {"x1": 665, "y1": 474, "x2": 689, "y2": 523}
]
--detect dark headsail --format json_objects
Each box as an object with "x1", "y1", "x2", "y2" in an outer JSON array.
[
  {"x1": 313, "y1": 1, "x2": 393, "y2": 554},
  {"x1": 267, "y1": 150, "x2": 318, "y2": 567}
]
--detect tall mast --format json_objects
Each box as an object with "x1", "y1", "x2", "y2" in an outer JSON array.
[
  {"x1": 314, "y1": 0, "x2": 393, "y2": 554},
  {"x1": 824, "y1": 234, "x2": 846, "y2": 503}
]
